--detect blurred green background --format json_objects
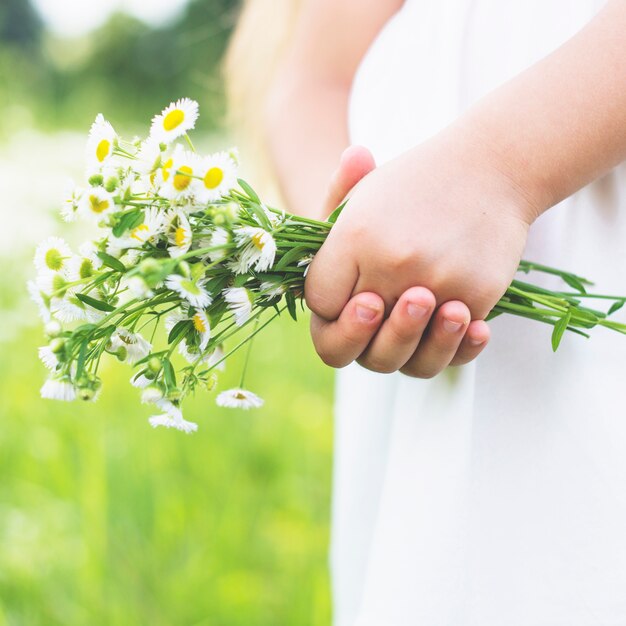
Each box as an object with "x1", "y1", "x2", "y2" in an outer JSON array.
[{"x1": 0, "y1": 1, "x2": 334, "y2": 623}]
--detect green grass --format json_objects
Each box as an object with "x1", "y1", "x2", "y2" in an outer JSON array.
[{"x1": 0, "y1": 308, "x2": 334, "y2": 625}]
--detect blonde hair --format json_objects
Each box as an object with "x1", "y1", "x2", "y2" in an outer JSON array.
[{"x1": 223, "y1": 0, "x2": 302, "y2": 195}]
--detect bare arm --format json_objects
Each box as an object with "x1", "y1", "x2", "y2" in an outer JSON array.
[
  {"x1": 457, "y1": 0, "x2": 626, "y2": 220},
  {"x1": 265, "y1": 0, "x2": 403, "y2": 219}
]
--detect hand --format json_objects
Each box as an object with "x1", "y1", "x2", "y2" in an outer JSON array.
[{"x1": 306, "y1": 143, "x2": 497, "y2": 377}]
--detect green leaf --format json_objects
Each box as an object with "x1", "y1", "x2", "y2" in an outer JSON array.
[
  {"x1": 327, "y1": 200, "x2": 347, "y2": 224},
  {"x1": 246, "y1": 202, "x2": 272, "y2": 230},
  {"x1": 96, "y1": 251, "x2": 126, "y2": 273},
  {"x1": 112, "y1": 209, "x2": 144, "y2": 237},
  {"x1": 274, "y1": 245, "x2": 314, "y2": 271},
  {"x1": 551, "y1": 309, "x2": 572, "y2": 352},
  {"x1": 237, "y1": 178, "x2": 261, "y2": 204},
  {"x1": 608, "y1": 299, "x2": 626, "y2": 316},
  {"x1": 163, "y1": 358, "x2": 176, "y2": 389},
  {"x1": 285, "y1": 291, "x2": 298, "y2": 322},
  {"x1": 75, "y1": 292, "x2": 115, "y2": 312},
  {"x1": 76, "y1": 340, "x2": 88, "y2": 379},
  {"x1": 168, "y1": 320, "x2": 191, "y2": 345},
  {"x1": 562, "y1": 273, "x2": 587, "y2": 294}
]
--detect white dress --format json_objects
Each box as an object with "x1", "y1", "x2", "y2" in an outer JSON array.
[{"x1": 332, "y1": 1, "x2": 626, "y2": 625}]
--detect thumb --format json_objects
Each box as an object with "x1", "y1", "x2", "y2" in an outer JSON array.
[{"x1": 322, "y1": 145, "x2": 376, "y2": 217}]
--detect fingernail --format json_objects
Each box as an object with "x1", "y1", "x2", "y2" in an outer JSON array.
[
  {"x1": 443, "y1": 319, "x2": 464, "y2": 333},
  {"x1": 469, "y1": 337, "x2": 486, "y2": 346},
  {"x1": 407, "y1": 302, "x2": 429, "y2": 319},
  {"x1": 356, "y1": 303, "x2": 379, "y2": 321}
]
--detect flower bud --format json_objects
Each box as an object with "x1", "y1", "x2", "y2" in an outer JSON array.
[
  {"x1": 104, "y1": 176, "x2": 119, "y2": 192},
  {"x1": 78, "y1": 388, "x2": 95, "y2": 401},
  {"x1": 44, "y1": 320, "x2": 63, "y2": 338},
  {"x1": 115, "y1": 346, "x2": 128, "y2": 362},
  {"x1": 206, "y1": 373, "x2": 218, "y2": 391},
  {"x1": 49, "y1": 337, "x2": 66, "y2": 354},
  {"x1": 167, "y1": 389, "x2": 183, "y2": 402},
  {"x1": 177, "y1": 261, "x2": 191, "y2": 278},
  {"x1": 138, "y1": 258, "x2": 161, "y2": 276},
  {"x1": 148, "y1": 357, "x2": 162, "y2": 374},
  {"x1": 88, "y1": 174, "x2": 104, "y2": 187}
]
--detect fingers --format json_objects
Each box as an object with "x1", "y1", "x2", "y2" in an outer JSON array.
[
  {"x1": 322, "y1": 145, "x2": 376, "y2": 217},
  {"x1": 356, "y1": 287, "x2": 436, "y2": 373},
  {"x1": 449, "y1": 320, "x2": 490, "y2": 366},
  {"x1": 400, "y1": 301, "x2": 471, "y2": 379},
  {"x1": 310, "y1": 291, "x2": 384, "y2": 368}
]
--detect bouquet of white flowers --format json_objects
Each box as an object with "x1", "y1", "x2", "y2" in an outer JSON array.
[{"x1": 30, "y1": 99, "x2": 626, "y2": 433}]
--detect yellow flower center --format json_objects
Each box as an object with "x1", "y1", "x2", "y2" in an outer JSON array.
[
  {"x1": 161, "y1": 158, "x2": 173, "y2": 182},
  {"x1": 45, "y1": 248, "x2": 64, "y2": 271},
  {"x1": 96, "y1": 139, "x2": 111, "y2": 162},
  {"x1": 173, "y1": 165, "x2": 193, "y2": 191},
  {"x1": 193, "y1": 313, "x2": 207, "y2": 333},
  {"x1": 235, "y1": 392, "x2": 246, "y2": 400},
  {"x1": 131, "y1": 224, "x2": 150, "y2": 241},
  {"x1": 89, "y1": 194, "x2": 110, "y2": 213},
  {"x1": 163, "y1": 109, "x2": 185, "y2": 131},
  {"x1": 203, "y1": 167, "x2": 224, "y2": 190},
  {"x1": 174, "y1": 226, "x2": 187, "y2": 247},
  {"x1": 251, "y1": 232, "x2": 265, "y2": 250}
]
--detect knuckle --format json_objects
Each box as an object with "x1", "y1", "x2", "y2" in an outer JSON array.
[
  {"x1": 357, "y1": 354, "x2": 395, "y2": 374},
  {"x1": 400, "y1": 362, "x2": 439, "y2": 379}
]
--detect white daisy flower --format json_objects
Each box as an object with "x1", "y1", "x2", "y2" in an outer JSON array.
[
  {"x1": 194, "y1": 151, "x2": 238, "y2": 204},
  {"x1": 260, "y1": 280, "x2": 285, "y2": 299},
  {"x1": 86, "y1": 113, "x2": 117, "y2": 172},
  {"x1": 207, "y1": 344, "x2": 226, "y2": 371},
  {"x1": 28, "y1": 281, "x2": 52, "y2": 322},
  {"x1": 166, "y1": 274, "x2": 212, "y2": 308},
  {"x1": 113, "y1": 207, "x2": 166, "y2": 249},
  {"x1": 61, "y1": 181, "x2": 83, "y2": 222},
  {"x1": 159, "y1": 146, "x2": 197, "y2": 200},
  {"x1": 216, "y1": 388, "x2": 264, "y2": 410},
  {"x1": 141, "y1": 386, "x2": 164, "y2": 405},
  {"x1": 232, "y1": 226, "x2": 277, "y2": 273},
  {"x1": 164, "y1": 310, "x2": 188, "y2": 333},
  {"x1": 149, "y1": 98, "x2": 199, "y2": 144},
  {"x1": 40, "y1": 377, "x2": 76, "y2": 402},
  {"x1": 130, "y1": 373, "x2": 152, "y2": 389},
  {"x1": 34, "y1": 237, "x2": 72, "y2": 274},
  {"x1": 125, "y1": 276, "x2": 154, "y2": 299},
  {"x1": 38, "y1": 346, "x2": 60, "y2": 371},
  {"x1": 65, "y1": 243, "x2": 102, "y2": 282},
  {"x1": 136, "y1": 137, "x2": 164, "y2": 177},
  {"x1": 223, "y1": 287, "x2": 253, "y2": 326},
  {"x1": 167, "y1": 211, "x2": 193, "y2": 257},
  {"x1": 51, "y1": 293, "x2": 104, "y2": 324},
  {"x1": 79, "y1": 186, "x2": 116, "y2": 220},
  {"x1": 148, "y1": 399, "x2": 197, "y2": 433},
  {"x1": 203, "y1": 227, "x2": 231, "y2": 262},
  {"x1": 109, "y1": 328, "x2": 152, "y2": 364},
  {"x1": 191, "y1": 310, "x2": 211, "y2": 350}
]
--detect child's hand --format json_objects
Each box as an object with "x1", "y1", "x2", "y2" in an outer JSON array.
[{"x1": 306, "y1": 131, "x2": 537, "y2": 378}]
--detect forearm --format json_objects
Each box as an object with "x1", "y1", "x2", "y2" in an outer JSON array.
[
  {"x1": 265, "y1": 75, "x2": 349, "y2": 220},
  {"x1": 455, "y1": 0, "x2": 626, "y2": 220}
]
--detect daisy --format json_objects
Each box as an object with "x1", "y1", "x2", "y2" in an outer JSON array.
[
  {"x1": 61, "y1": 181, "x2": 83, "y2": 222},
  {"x1": 109, "y1": 328, "x2": 152, "y2": 364},
  {"x1": 194, "y1": 151, "x2": 238, "y2": 203},
  {"x1": 232, "y1": 226, "x2": 277, "y2": 273},
  {"x1": 223, "y1": 287, "x2": 253, "y2": 326},
  {"x1": 136, "y1": 137, "x2": 164, "y2": 178},
  {"x1": 38, "y1": 346, "x2": 60, "y2": 371},
  {"x1": 167, "y1": 211, "x2": 193, "y2": 257},
  {"x1": 125, "y1": 276, "x2": 154, "y2": 299},
  {"x1": 166, "y1": 274, "x2": 212, "y2": 308},
  {"x1": 130, "y1": 372, "x2": 153, "y2": 389},
  {"x1": 216, "y1": 388, "x2": 264, "y2": 410},
  {"x1": 86, "y1": 113, "x2": 117, "y2": 172},
  {"x1": 149, "y1": 98, "x2": 199, "y2": 144},
  {"x1": 113, "y1": 207, "x2": 166, "y2": 249},
  {"x1": 65, "y1": 242, "x2": 103, "y2": 282},
  {"x1": 148, "y1": 399, "x2": 198, "y2": 433},
  {"x1": 34, "y1": 237, "x2": 72, "y2": 274},
  {"x1": 141, "y1": 385, "x2": 164, "y2": 405},
  {"x1": 159, "y1": 146, "x2": 197, "y2": 201},
  {"x1": 191, "y1": 310, "x2": 211, "y2": 350},
  {"x1": 79, "y1": 186, "x2": 116, "y2": 220},
  {"x1": 259, "y1": 280, "x2": 285, "y2": 299},
  {"x1": 203, "y1": 227, "x2": 231, "y2": 262},
  {"x1": 51, "y1": 293, "x2": 104, "y2": 324},
  {"x1": 40, "y1": 377, "x2": 76, "y2": 402}
]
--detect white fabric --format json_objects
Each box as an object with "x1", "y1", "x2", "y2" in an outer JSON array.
[{"x1": 332, "y1": 1, "x2": 626, "y2": 624}]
